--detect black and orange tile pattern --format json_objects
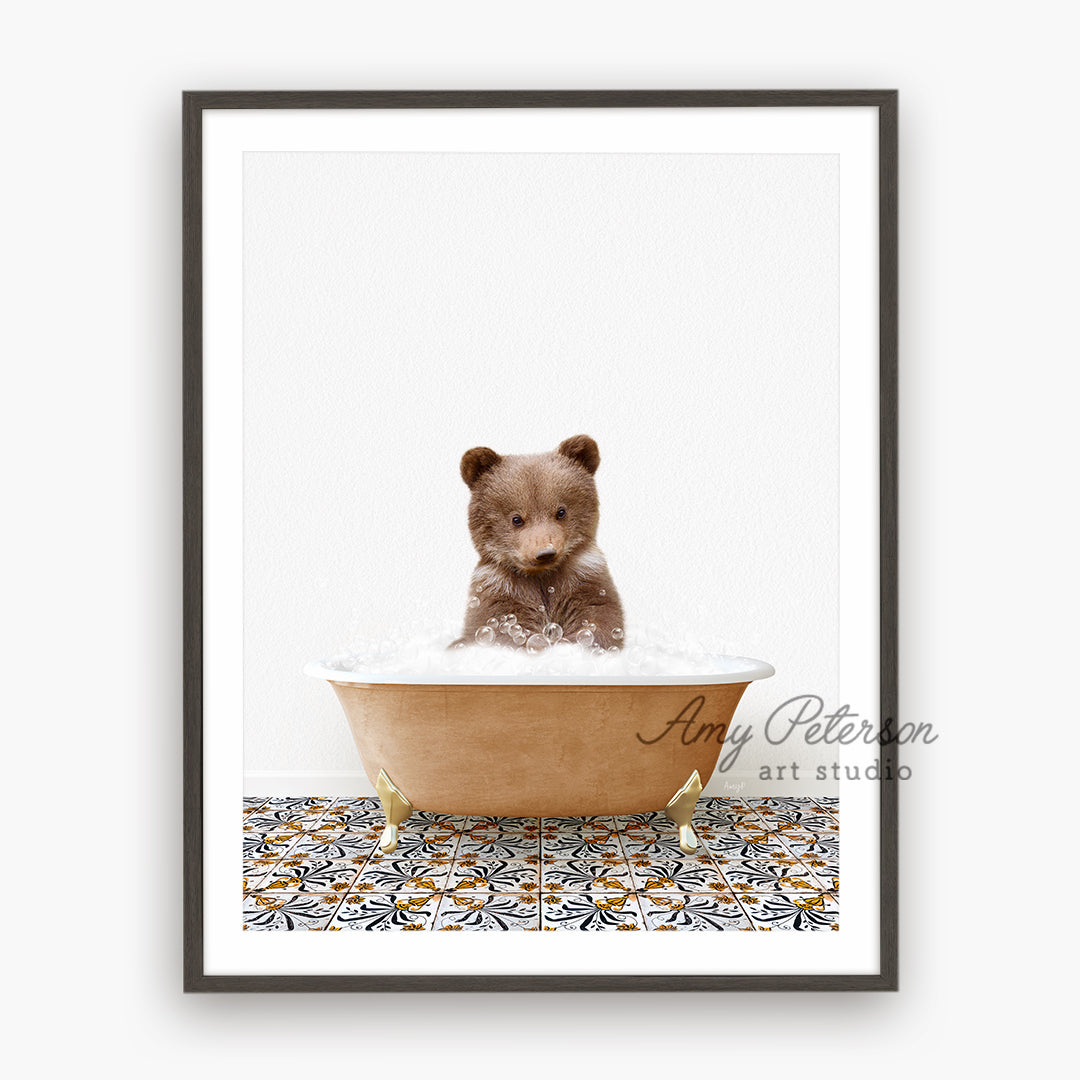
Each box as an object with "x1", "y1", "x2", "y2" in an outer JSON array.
[{"x1": 242, "y1": 795, "x2": 839, "y2": 931}]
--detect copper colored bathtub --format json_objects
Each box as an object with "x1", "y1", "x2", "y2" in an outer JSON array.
[{"x1": 304, "y1": 658, "x2": 773, "y2": 852}]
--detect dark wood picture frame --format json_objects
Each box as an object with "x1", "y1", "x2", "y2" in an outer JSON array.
[{"x1": 183, "y1": 89, "x2": 898, "y2": 991}]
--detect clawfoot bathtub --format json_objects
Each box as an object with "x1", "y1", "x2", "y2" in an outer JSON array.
[{"x1": 304, "y1": 657, "x2": 773, "y2": 855}]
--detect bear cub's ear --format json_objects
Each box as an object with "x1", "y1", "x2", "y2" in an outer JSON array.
[
  {"x1": 460, "y1": 446, "x2": 502, "y2": 487},
  {"x1": 556, "y1": 434, "x2": 600, "y2": 475}
]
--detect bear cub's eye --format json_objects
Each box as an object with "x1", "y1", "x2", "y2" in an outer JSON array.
[
  {"x1": 511, "y1": 515, "x2": 524, "y2": 527},
  {"x1": 556, "y1": 507, "x2": 566, "y2": 520}
]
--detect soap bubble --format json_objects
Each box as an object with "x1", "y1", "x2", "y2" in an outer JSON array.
[
  {"x1": 467, "y1": 596, "x2": 480, "y2": 608},
  {"x1": 599, "y1": 589, "x2": 606, "y2": 596},
  {"x1": 547, "y1": 586, "x2": 555, "y2": 594},
  {"x1": 324, "y1": 614, "x2": 748, "y2": 679}
]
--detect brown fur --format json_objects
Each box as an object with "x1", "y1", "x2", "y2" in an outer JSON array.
[{"x1": 453, "y1": 435, "x2": 625, "y2": 650}]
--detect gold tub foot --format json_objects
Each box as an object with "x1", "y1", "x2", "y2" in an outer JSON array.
[
  {"x1": 663, "y1": 769, "x2": 703, "y2": 854},
  {"x1": 375, "y1": 769, "x2": 414, "y2": 854}
]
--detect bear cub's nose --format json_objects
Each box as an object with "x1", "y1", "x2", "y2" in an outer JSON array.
[{"x1": 535, "y1": 547, "x2": 558, "y2": 563}]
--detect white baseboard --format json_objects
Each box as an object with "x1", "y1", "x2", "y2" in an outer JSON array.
[
  {"x1": 704, "y1": 772, "x2": 841, "y2": 799},
  {"x1": 245, "y1": 770, "x2": 838, "y2": 802},
  {"x1": 244, "y1": 771, "x2": 375, "y2": 798}
]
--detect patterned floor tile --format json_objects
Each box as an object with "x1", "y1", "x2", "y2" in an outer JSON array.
[
  {"x1": 352, "y1": 857, "x2": 453, "y2": 893},
  {"x1": 767, "y1": 812, "x2": 841, "y2": 834},
  {"x1": 242, "y1": 832, "x2": 303, "y2": 859},
  {"x1": 243, "y1": 809, "x2": 330, "y2": 833},
  {"x1": 400, "y1": 821, "x2": 468, "y2": 841},
  {"x1": 614, "y1": 811, "x2": 671, "y2": 834},
  {"x1": 745, "y1": 796, "x2": 820, "y2": 812},
  {"x1": 795, "y1": 852, "x2": 838, "y2": 873},
  {"x1": 699, "y1": 796, "x2": 756, "y2": 813},
  {"x1": 686, "y1": 823, "x2": 730, "y2": 847},
  {"x1": 802, "y1": 863, "x2": 840, "y2": 893},
  {"x1": 321, "y1": 806, "x2": 389, "y2": 830},
  {"x1": 543, "y1": 816, "x2": 618, "y2": 833},
  {"x1": 242, "y1": 796, "x2": 839, "y2": 931},
  {"x1": 640, "y1": 892, "x2": 755, "y2": 931},
  {"x1": 545, "y1": 824, "x2": 619, "y2": 845},
  {"x1": 447, "y1": 858, "x2": 541, "y2": 893},
  {"x1": 690, "y1": 807, "x2": 767, "y2": 830},
  {"x1": 404, "y1": 811, "x2": 470, "y2": 829},
  {"x1": 328, "y1": 892, "x2": 440, "y2": 931},
  {"x1": 297, "y1": 819, "x2": 360, "y2": 840},
  {"x1": 458, "y1": 832, "x2": 540, "y2": 858},
  {"x1": 724, "y1": 817, "x2": 783, "y2": 835},
  {"x1": 261, "y1": 796, "x2": 335, "y2": 813},
  {"x1": 243, "y1": 858, "x2": 279, "y2": 892},
  {"x1": 290, "y1": 830, "x2": 383, "y2": 859},
  {"x1": 243, "y1": 891, "x2": 343, "y2": 930},
  {"x1": 541, "y1": 859, "x2": 634, "y2": 893},
  {"x1": 627, "y1": 857, "x2": 731, "y2": 895},
  {"x1": 720, "y1": 859, "x2": 822, "y2": 894},
  {"x1": 703, "y1": 830, "x2": 794, "y2": 860},
  {"x1": 375, "y1": 830, "x2": 459, "y2": 859},
  {"x1": 260, "y1": 858, "x2": 363, "y2": 894},
  {"x1": 465, "y1": 816, "x2": 541, "y2": 833},
  {"x1": 541, "y1": 832, "x2": 624, "y2": 859},
  {"x1": 540, "y1": 891, "x2": 645, "y2": 930},
  {"x1": 328, "y1": 796, "x2": 381, "y2": 811},
  {"x1": 736, "y1": 891, "x2": 840, "y2": 931},
  {"x1": 620, "y1": 831, "x2": 706, "y2": 861},
  {"x1": 775, "y1": 833, "x2": 840, "y2": 859},
  {"x1": 434, "y1": 892, "x2": 540, "y2": 930}
]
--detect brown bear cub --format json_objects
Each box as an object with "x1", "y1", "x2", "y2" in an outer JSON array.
[{"x1": 453, "y1": 435, "x2": 625, "y2": 651}]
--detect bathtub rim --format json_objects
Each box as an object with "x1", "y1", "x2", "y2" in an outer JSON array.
[{"x1": 302, "y1": 654, "x2": 775, "y2": 686}]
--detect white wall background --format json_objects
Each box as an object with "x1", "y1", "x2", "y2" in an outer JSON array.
[
  {"x1": 242, "y1": 151, "x2": 839, "y2": 791},
  {"x1": 6, "y1": 0, "x2": 1075, "y2": 1075}
]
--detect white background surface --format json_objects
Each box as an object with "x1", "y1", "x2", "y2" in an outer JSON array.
[
  {"x1": 242, "y1": 147, "x2": 842, "y2": 789},
  {"x1": 5, "y1": 0, "x2": 1075, "y2": 1075}
]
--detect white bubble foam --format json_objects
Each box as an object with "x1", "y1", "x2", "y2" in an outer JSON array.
[{"x1": 323, "y1": 619, "x2": 748, "y2": 678}]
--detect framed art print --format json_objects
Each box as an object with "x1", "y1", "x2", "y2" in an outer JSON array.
[{"x1": 183, "y1": 90, "x2": 898, "y2": 990}]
